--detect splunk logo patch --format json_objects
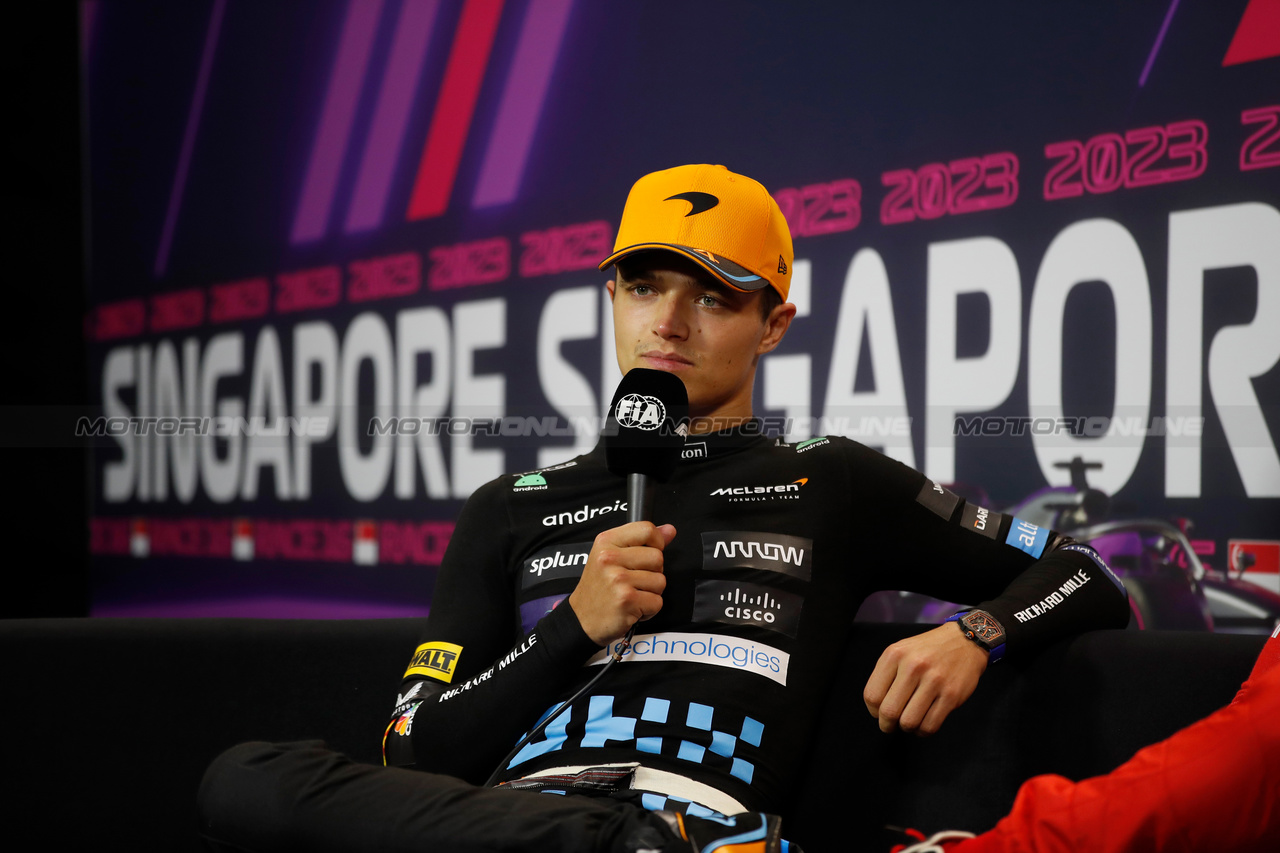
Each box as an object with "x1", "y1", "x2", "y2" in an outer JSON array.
[
  {"x1": 521, "y1": 542, "x2": 592, "y2": 587},
  {"x1": 587, "y1": 632, "x2": 790, "y2": 685},
  {"x1": 701, "y1": 531, "x2": 813, "y2": 581},
  {"x1": 694, "y1": 580, "x2": 804, "y2": 637},
  {"x1": 403, "y1": 641, "x2": 463, "y2": 683}
]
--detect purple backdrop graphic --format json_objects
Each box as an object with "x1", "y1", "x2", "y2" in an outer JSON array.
[{"x1": 81, "y1": 0, "x2": 1280, "y2": 618}]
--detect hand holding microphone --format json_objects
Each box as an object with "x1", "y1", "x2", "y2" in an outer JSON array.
[
  {"x1": 566, "y1": 368, "x2": 688, "y2": 649},
  {"x1": 568, "y1": 521, "x2": 676, "y2": 647}
]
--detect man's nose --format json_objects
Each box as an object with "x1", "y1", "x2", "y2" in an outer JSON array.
[{"x1": 652, "y1": 294, "x2": 689, "y2": 340}]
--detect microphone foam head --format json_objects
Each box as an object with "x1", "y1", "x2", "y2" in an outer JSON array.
[{"x1": 604, "y1": 368, "x2": 689, "y2": 482}]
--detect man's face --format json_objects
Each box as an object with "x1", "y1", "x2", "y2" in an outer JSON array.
[{"x1": 606, "y1": 252, "x2": 793, "y2": 426}]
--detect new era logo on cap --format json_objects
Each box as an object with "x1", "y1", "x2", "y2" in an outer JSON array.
[{"x1": 599, "y1": 164, "x2": 795, "y2": 301}]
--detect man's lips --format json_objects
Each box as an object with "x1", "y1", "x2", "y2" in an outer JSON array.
[{"x1": 639, "y1": 351, "x2": 694, "y2": 369}]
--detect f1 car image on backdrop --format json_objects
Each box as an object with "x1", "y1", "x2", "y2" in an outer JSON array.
[{"x1": 855, "y1": 458, "x2": 1280, "y2": 635}]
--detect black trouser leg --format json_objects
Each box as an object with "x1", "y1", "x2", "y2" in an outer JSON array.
[{"x1": 197, "y1": 741, "x2": 672, "y2": 853}]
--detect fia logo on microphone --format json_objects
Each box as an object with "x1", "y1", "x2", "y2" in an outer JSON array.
[{"x1": 615, "y1": 393, "x2": 665, "y2": 430}]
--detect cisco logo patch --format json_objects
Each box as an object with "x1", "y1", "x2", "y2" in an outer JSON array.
[{"x1": 693, "y1": 580, "x2": 803, "y2": 637}]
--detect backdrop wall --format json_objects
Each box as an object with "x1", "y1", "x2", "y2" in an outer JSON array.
[{"x1": 80, "y1": 0, "x2": 1280, "y2": 617}]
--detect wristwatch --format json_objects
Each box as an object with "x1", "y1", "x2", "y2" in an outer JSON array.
[{"x1": 945, "y1": 609, "x2": 1006, "y2": 663}]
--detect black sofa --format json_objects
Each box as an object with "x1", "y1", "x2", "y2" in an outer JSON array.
[{"x1": 3, "y1": 618, "x2": 1262, "y2": 850}]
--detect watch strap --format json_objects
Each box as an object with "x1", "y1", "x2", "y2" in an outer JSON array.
[{"x1": 946, "y1": 610, "x2": 1006, "y2": 663}]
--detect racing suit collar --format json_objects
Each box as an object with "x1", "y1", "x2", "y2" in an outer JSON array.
[{"x1": 588, "y1": 419, "x2": 773, "y2": 465}]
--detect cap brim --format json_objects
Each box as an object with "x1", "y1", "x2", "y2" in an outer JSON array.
[{"x1": 598, "y1": 243, "x2": 771, "y2": 293}]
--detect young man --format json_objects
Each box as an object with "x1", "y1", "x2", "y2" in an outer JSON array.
[{"x1": 200, "y1": 165, "x2": 1129, "y2": 853}]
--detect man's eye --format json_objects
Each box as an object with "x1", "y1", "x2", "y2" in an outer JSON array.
[
  {"x1": 630, "y1": 284, "x2": 652, "y2": 296},
  {"x1": 697, "y1": 294, "x2": 720, "y2": 307}
]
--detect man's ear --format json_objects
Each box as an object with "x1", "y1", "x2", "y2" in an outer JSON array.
[
  {"x1": 757, "y1": 302, "x2": 797, "y2": 356},
  {"x1": 606, "y1": 279, "x2": 616, "y2": 301}
]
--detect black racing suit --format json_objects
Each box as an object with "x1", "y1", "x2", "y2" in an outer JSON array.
[{"x1": 384, "y1": 425, "x2": 1130, "y2": 814}]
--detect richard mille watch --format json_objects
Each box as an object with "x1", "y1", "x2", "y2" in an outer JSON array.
[{"x1": 946, "y1": 609, "x2": 1007, "y2": 663}]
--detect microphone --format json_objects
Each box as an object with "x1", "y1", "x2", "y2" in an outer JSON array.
[
  {"x1": 603, "y1": 368, "x2": 688, "y2": 659},
  {"x1": 604, "y1": 368, "x2": 689, "y2": 522}
]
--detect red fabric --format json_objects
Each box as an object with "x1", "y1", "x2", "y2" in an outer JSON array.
[
  {"x1": 1243, "y1": 625, "x2": 1280, "y2": 688},
  {"x1": 957, "y1": 631, "x2": 1280, "y2": 853}
]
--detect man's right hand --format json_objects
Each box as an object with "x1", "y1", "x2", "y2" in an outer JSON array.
[{"x1": 568, "y1": 522, "x2": 676, "y2": 647}]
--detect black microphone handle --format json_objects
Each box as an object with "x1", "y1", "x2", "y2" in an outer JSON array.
[
  {"x1": 620, "y1": 472, "x2": 657, "y2": 654},
  {"x1": 626, "y1": 472, "x2": 654, "y2": 524}
]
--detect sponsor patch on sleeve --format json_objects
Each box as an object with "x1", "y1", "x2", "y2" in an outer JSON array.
[
  {"x1": 960, "y1": 503, "x2": 1003, "y2": 540},
  {"x1": 390, "y1": 701, "x2": 422, "y2": 736},
  {"x1": 391, "y1": 680, "x2": 425, "y2": 716},
  {"x1": 916, "y1": 479, "x2": 960, "y2": 520},
  {"x1": 1061, "y1": 543, "x2": 1128, "y2": 594},
  {"x1": 1005, "y1": 517, "x2": 1049, "y2": 559},
  {"x1": 403, "y1": 641, "x2": 463, "y2": 683}
]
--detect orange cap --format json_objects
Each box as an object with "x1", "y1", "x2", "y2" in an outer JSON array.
[{"x1": 598, "y1": 164, "x2": 794, "y2": 301}]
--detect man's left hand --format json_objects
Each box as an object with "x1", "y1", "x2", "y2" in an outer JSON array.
[{"x1": 863, "y1": 622, "x2": 988, "y2": 736}]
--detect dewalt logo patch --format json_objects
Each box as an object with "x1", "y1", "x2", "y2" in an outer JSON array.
[{"x1": 403, "y1": 641, "x2": 463, "y2": 683}]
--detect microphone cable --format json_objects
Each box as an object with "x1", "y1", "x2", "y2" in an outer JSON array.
[{"x1": 482, "y1": 627, "x2": 635, "y2": 788}]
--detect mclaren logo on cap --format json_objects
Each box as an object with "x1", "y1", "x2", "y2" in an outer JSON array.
[{"x1": 665, "y1": 191, "x2": 720, "y2": 216}]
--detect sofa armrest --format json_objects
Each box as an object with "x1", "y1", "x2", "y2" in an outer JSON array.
[
  {"x1": 4, "y1": 617, "x2": 423, "y2": 851},
  {"x1": 784, "y1": 624, "x2": 1263, "y2": 850}
]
